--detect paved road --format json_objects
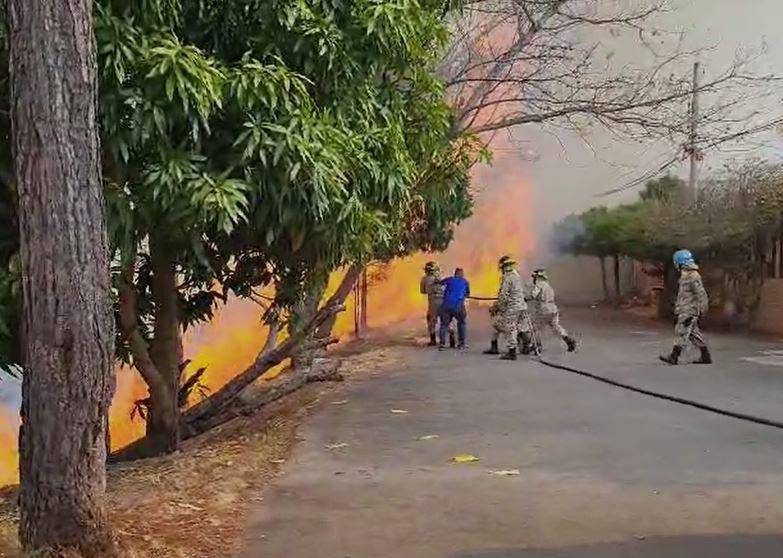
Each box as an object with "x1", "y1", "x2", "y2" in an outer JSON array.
[{"x1": 239, "y1": 309, "x2": 783, "y2": 557}]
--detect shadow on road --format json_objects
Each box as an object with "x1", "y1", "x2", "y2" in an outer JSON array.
[{"x1": 453, "y1": 534, "x2": 783, "y2": 558}]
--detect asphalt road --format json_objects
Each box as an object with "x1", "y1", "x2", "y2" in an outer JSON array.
[{"x1": 239, "y1": 309, "x2": 783, "y2": 558}]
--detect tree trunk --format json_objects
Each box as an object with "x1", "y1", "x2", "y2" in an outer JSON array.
[
  {"x1": 290, "y1": 274, "x2": 327, "y2": 370},
  {"x1": 181, "y1": 265, "x2": 360, "y2": 437},
  {"x1": 185, "y1": 359, "x2": 343, "y2": 437},
  {"x1": 598, "y1": 256, "x2": 609, "y2": 301},
  {"x1": 9, "y1": 0, "x2": 117, "y2": 554},
  {"x1": 145, "y1": 235, "x2": 182, "y2": 454},
  {"x1": 613, "y1": 254, "x2": 621, "y2": 302},
  {"x1": 316, "y1": 264, "x2": 363, "y2": 340}
]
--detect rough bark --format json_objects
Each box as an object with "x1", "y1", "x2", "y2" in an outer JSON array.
[
  {"x1": 9, "y1": 0, "x2": 117, "y2": 553},
  {"x1": 290, "y1": 276, "x2": 327, "y2": 370},
  {"x1": 116, "y1": 242, "x2": 183, "y2": 458},
  {"x1": 145, "y1": 235, "x2": 182, "y2": 454},
  {"x1": 613, "y1": 254, "x2": 622, "y2": 302}
]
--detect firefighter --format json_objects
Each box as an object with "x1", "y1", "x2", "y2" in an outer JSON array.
[
  {"x1": 484, "y1": 256, "x2": 533, "y2": 357},
  {"x1": 420, "y1": 261, "x2": 456, "y2": 347},
  {"x1": 529, "y1": 268, "x2": 577, "y2": 352},
  {"x1": 660, "y1": 249, "x2": 712, "y2": 365},
  {"x1": 485, "y1": 256, "x2": 526, "y2": 360}
]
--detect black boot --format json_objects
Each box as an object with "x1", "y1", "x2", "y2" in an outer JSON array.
[
  {"x1": 694, "y1": 346, "x2": 712, "y2": 364},
  {"x1": 500, "y1": 347, "x2": 518, "y2": 361},
  {"x1": 449, "y1": 331, "x2": 457, "y2": 349},
  {"x1": 428, "y1": 333, "x2": 437, "y2": 347},
  {"x1": 519, "y1": 333, "x2": 532, "y2": 355},
  {"x1": 564, "y1": 336, "x2": 577, "y2": 353},
  {"x1": 659, "y1": 346, "x2": 682, "y2": 365},
  {"x1": 483, "y1": 340, "x2": 500, "y2": 355}
]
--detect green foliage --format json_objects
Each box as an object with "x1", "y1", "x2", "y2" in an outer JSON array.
[
  {"x1": 561, "y1": 166, "x2": 781, "y2": 269},
  {"x1": 0, "y1": 182, "x2": 19, "y2": 375},
  {"x1": 554, "y1": 175, "x2": 687, "y2": 264},
  {"x1": 0, "y1": 0, "x2": 475, "y2": 368}
]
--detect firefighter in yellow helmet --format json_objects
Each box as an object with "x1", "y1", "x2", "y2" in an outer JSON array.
[
  {"x1": 484, "y1": 256, "x2": 529, "y2": 360},
  {"x1": 420, "y1": 261, "x2": 455, "y2": 347}
]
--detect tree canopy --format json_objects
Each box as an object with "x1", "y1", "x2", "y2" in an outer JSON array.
[{"x1": 0, "y1": 0, "x2": 477, "y2": 450}]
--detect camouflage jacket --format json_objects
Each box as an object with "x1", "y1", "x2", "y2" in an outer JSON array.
[
  {"x1": 496, "y1": 270, "x2": 526, "y2": 312},
  {"x1": 529, "y1": 280, "x2": 558, "y2": 315},
  {"x1": 675, "y1": 265, "x2": 709, "y2": 316},
  {"x1": 420, "y1": 273, "x2": 445, "y2": 302}
]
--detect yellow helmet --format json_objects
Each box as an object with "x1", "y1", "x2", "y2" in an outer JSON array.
[{"x1": 498, "y1": 255, "x2": 517, "y2": 270}]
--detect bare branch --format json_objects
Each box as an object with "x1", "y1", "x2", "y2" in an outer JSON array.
[{"x1": 443, "y1": 0, "x2": 779, "y2": 149}]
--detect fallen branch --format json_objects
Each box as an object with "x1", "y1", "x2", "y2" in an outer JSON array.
[
  {"x1": 183, "y1": 359, "x2": 343, "y2": 437},
  {"x1": 180, "y1": 266, "x2": 361, "y2": 436}
]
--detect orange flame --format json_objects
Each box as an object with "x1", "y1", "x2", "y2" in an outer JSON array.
[
  {"x1": 0, "y1": 409, "x2": 19, "y2": 487},
  {"x1": 335, "y1": 143, "x2": 535, "y2": 331},
  {"x1": 0, "y1": 140, "x2": 533, "y2": 484}
]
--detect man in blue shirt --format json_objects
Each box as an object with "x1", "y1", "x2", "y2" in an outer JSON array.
[{"x1": 438, "y1": 268, "x2": 470, "y2": 350}]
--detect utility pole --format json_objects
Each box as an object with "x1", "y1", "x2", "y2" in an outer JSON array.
[{"x1": 687, "y1": 61, "x2": 700, "y2": 201}]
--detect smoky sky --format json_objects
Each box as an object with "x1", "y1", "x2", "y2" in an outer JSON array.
[{"x1": 491, "y1": 0, "x2": 783, "y2": 256}]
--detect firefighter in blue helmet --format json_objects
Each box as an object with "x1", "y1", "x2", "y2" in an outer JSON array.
[{"x1": 660, "y1": 249, "x2": 712, "y2": 365}]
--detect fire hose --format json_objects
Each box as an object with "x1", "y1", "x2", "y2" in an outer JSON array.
[
  {"x1": 534, "y1": 354, "x2": 783, "y2": 431},
  {"x1": 472, "y1": 296, "x2": 783, "y2": 431}
]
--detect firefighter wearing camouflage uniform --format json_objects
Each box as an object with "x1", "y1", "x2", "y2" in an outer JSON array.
[
  {"x1": 529, "y1": 268, "x2": 577, "y2": 352},
  {"x1": 660, "y1": 249, "x2": 712, "y2": 365},
  {"x1": 420, "y1": 261, "x2": 455, "y2": 347},
  {"x1": 483, "y1": 256, "x2": 530, "y2": 360}
]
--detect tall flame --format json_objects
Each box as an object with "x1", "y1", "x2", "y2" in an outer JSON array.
[
  {"x1": 0, "y1": 409, "x2": 19, "y2": 487},
  {"x1": 334, "y1": 143, "x2": 535, "y2": 331},
  {"x1": 0, "y1": 141, "x2": 533, "y2": 485}
]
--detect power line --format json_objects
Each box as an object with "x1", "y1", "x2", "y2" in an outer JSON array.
[{"x1": 597, "y1": 114, "x2": 783, "y2": 198}]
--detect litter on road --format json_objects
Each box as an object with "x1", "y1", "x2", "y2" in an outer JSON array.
[
  {"x1": 489, "y1": 469, "x2": 521, "y2": 476},
  {"x1": 451, "y1": 454, "x2": 480, "y2": 463}
]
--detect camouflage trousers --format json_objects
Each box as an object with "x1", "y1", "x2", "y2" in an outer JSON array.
[
  {"x1": 674, "y1": 314, "x2": 707, "y2": 349},
  {"x1": 536, "y1": 311, "x2": 568, "y2": 338},
  {"x1": 427, "y1": 299, "x2": 454, "y2": 336},
  {"x1": 491, "y1": 309, "x2": 531, "y2": 350}
]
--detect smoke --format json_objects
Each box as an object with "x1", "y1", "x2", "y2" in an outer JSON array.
[{"x1": 549, "y1": 214, "x2": 586, "y2": 256}]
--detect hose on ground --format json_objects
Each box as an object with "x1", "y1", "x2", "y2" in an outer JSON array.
[{"x1": 535, "y1": 356, "x2": 783, "y2": 431}]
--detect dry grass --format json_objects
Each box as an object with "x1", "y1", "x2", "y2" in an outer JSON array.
[{"x1": 0, "y1": 343, "x2": 407, "y2": 558}]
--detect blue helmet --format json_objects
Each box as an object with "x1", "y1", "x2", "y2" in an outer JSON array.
[{"x1": 673, "y1": 249, "x2": 695, "y2": 268}]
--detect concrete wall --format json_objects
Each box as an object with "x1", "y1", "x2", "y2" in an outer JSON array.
[
  {"x1": 754, "y1": 279, "x2": 783, "y2": 336},
  {"x1": 537, "y1": 255, "x2": 635, "y2": 306}
]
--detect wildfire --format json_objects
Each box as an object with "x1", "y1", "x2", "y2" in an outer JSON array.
[
  {"x1": 0, "y1": 140, "x2": 534, "y2": 484},
  {"x1": 0, "y1": 409, "x2": 19, "y2": 487},
  {"x1": 109, "y1": 296, "x2": 284, "y2": 451},
  {"x1": 335, "y1": 145, "x2": 536, "y2": 330}
]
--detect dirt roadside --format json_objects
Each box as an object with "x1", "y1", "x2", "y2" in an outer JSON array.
[{"x1": 0, "y1": 340, "x2": 409, "y2": 558}]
